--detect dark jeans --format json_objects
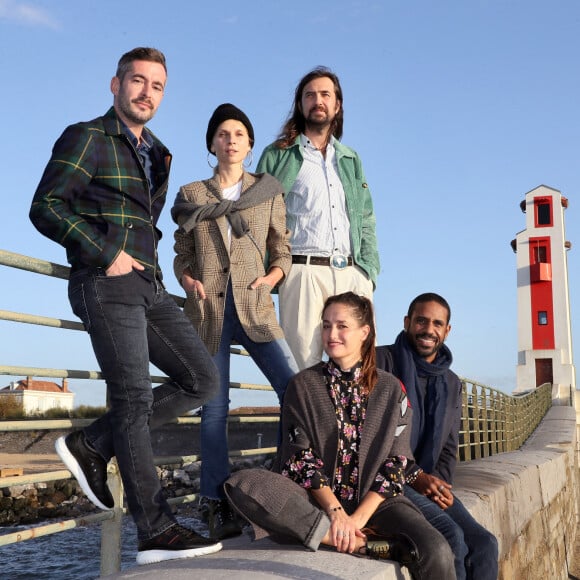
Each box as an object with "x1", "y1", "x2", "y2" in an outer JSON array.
[
  {"x1": 405, "y1": 485, "x2": 499, "y2": 580},
  {"x1": 69, "y1": 268, "x2": 218, "y2": 540},
  {"x1": 225, "y1": 469, "x2": 456, "y2": 580}
]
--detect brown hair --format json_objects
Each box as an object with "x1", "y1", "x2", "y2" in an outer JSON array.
[
  {"x1": 322, "y1": 292, "x2": 377, "y2": 394},
  {"x1": 115, "y1": 47, "x2": 167, "y2": 81},
  {"x1": 275, "y1": 66, "x2": 344, "y2": 149}
]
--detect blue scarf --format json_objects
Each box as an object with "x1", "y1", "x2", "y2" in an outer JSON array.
[{"x1": 392, "y1": 331, "x2": 452, "y2": 473}]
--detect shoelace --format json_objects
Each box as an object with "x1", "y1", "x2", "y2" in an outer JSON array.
[
  {"x1": 171, "y1": 524, "x2": 200, "y2": 541},
  {"x1": 215, "y1": 503, "x2": 232, "y2": 525}
]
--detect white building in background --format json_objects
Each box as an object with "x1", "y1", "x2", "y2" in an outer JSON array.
[
  {"x1": 0, "y1": 377, "x2": 74, "y2": 414},
  {"x1": 512, "y1": 185, "x2": 575, "y2": 398}
]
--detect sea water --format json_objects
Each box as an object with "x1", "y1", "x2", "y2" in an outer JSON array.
[{"x1": 2, "y1": 516, "x2": 206, "y2": 580}]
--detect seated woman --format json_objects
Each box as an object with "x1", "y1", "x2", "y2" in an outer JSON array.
[
  {"x1": 225, "y1": 292, "x2": 455, "y2": 579},
  {"x1": 172, "y1": 103, "x2": 298, "y2": 541}
]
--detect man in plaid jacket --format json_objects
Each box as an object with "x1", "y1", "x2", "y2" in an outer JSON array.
[{"x1": 30, "y1": 47, "x2": 222, "y2": 565}]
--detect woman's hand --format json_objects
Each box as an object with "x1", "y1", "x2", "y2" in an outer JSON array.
[
  {"x1": 327, "y1": 508, "x2": 366, "y2": 553},
  {"x1": 412, "y1": 471, "x2": 453, "y2": 510},
  {"x1": 250, "y1": 266, "x2": 284, "y2": 290},
  {"x1": 181, "y1": 271, "x2": 206, "y2": 299},
  {"x1": 312, "y1": 488, "x2": 366, "y2": 553}
]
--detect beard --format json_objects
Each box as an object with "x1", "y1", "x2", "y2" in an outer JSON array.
[
  {"x1": 408, "y1": 332, "x2": 442, "y2": 360},
  {"x1": 116, "y1": 93, "x2": 155, "y2": 125},
  {"x1": 304, "y1": 106, "x2": 334, "y2": 130}
]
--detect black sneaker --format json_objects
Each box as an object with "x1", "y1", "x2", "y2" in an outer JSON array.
[
  {"x1": 207, "y1": 498, "x2": 243, "y2": 540},
  {"x1": 55, "y1": 431, "x2": 114, "y2": 510},
  {"x1": 364, "y1": 536, "x2": 418, "y2": 565},
  {"x1": 136, "y1": 523, "x2": 223, "y2": 565},
  {"x1": 198, "y1": 496, "x2": 210, "y2": 523}
]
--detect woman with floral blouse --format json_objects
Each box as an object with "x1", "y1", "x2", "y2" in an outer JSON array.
[{"x1": 225, "y1": 292, "x2": 455, "y2": 579}]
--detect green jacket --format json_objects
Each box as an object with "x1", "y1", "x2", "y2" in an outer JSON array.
[{"x1": 257, "y1": 136, "x2": 379, "y2": 286}]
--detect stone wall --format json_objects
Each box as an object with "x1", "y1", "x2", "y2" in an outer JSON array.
[{"x1": 454, "y1": 405, "x2": 579, "y2": 579}]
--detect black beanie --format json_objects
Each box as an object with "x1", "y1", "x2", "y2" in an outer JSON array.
[{"x1": 206, "y1": 103, "x2": 255, "y2": 154}]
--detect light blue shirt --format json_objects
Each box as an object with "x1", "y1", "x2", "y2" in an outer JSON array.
[{"x1": 284, "y1": 135, "x2": 352, "y2": 257}]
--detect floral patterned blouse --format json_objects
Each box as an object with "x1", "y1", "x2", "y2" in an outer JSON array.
[{"x1": 281, "y1": 359, "x2": 408, "y2": 512}]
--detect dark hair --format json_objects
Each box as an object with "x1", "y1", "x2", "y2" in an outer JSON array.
[
  {"x1": 116, "y1": 47, "x2": 167, "y2": 81},
  {"x1": 275, "y1": 66, "x2": 344, "y2": 149},
  {"x1": 407, "y1": 293, "x2": 451, "y2": 324},
  {"x1": 322, "y1": 292, "x2": 377, "y2": 394}
]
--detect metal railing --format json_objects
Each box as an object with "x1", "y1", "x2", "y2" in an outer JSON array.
[
  {"x1": 458, "y1": 379, "x2": 552, "y2": 461},
  {"x1": 0, "y1": 248, "x2": 555, "y2": 576}
]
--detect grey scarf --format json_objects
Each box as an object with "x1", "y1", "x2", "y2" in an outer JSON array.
[{"x1": 171, "y1": 173, "x2": 282, "y2": 238}]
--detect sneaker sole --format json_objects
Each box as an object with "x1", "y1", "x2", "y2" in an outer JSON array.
[
  {"x1": 136, "y1": 541, "x2": 223, "y2": 565},
  {"x1": 55, "y1": 436, "x2": 113, "y2": 511}
]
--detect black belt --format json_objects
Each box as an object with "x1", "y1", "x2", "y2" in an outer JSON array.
[{"x1": 292, "y1": 255, "x2": 353, "y2": 267}]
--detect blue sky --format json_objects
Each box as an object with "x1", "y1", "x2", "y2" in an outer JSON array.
[{"x1": 1, "y1": 0, "x2": 579, "y2": 408}]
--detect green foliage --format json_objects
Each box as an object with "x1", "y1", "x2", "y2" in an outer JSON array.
[
  {"x1": 33, "y1": 405, "x2": 107, "y2": 419},
  {"x1": 0, "y1": 404, "x2": 107, "y2": 420},
  {"x1": 40, "y1": 407, "x2": 72, "y2": 419},
  {"x1": 0, "y1": 395, "x2": 24, "y2": 419},
  {"x1": 70, "y1": 405, "x2": 107, "y2": 419}
]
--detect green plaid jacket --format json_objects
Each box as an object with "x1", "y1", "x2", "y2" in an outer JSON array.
[{"x1": 30, "y1": 107, "x2": 172, "y2": 278}]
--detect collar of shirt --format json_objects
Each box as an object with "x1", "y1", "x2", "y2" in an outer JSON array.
[
  {"x1": 300, "y1": 133, "x2": 336, "y2": 155},
  {"x1": 120, "y1": 121, "x2": 153, "y2": 151},
  {"x1": 285, "y1": 134, "x2": 351, "y2": 256},
  {"x1": 121, "y1": 122, "x2": 154, "y2": 192}
]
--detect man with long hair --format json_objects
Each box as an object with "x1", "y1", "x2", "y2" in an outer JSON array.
[{"x1": 257, "y1": 67, "x2": 379, "y2": 369}]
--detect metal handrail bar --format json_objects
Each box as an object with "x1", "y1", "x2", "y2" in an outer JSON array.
[
  {"x1": 0, "y1": 511, "x2": 115, "y2": 547},
  {"x1": 0, "y1": 310, "x2": 251, "y2": 358},
  {"x1": 0, "y1": 365, "x2": 272, "y2": 391},
  {"x1": 0, "y1": 309, "x2": 85, "y2": 330},
  {"x1": 0, "y1": 248, "x2": 70, "y2": 279},
  {"x1": 0, "y1": 414, "x2": 279, "y2": 434}
]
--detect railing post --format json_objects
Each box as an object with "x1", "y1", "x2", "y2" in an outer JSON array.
[{"x1": 100, "y1": 459, "x2": 124, "y2": 576}]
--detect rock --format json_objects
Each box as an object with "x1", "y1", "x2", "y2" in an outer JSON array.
[
  {"x1": 6, "y1": 484, "x2": 31, "y2": 497},
  {"x1": 0, "y1": 509, "x2": 16, "y2": 525},
  {"x1": 172, "y1": 469, "x2": 191, "y2": 485},
  {"x1": 0, "y1": 496, "x2": 13, "y2": 509},
  {"x1": 13, "y1": 497, "x2": 28, "y2": 511},
  {"x1": 51, "y1": 490, "x2": 67, "y2": 505}
]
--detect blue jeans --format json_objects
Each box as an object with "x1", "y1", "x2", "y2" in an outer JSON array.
[
  {"x1": 68, "y1": 268, "x2": 218, "y2": 541},
  {"x1": 201, "y1": 284, "x2": 298, "y2": 499},
  {"x1": 405, "y1": 485, "x2": 499, "y2": 580}
]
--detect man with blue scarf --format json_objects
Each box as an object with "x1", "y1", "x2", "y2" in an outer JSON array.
[{"x1": 377, "y1": 293, "x2": 498, "y2": 580}]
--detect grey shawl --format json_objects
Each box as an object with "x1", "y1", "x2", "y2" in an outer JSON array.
[{"x1": 171, "y1": 172, "x2": 282, "y2": 237}]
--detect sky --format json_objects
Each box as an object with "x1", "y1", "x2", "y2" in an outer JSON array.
[{"x1": 1, "y1": 0, "x2": 579, "y2": 409}]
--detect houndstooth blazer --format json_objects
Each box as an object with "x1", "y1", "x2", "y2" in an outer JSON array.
[{"x1": 173, "y1": 171, "x2": 291, "y2": 355}]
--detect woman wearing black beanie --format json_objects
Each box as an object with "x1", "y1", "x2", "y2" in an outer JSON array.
[{"x1": 171, "y1": 103, "x2": 298, "y2": 541}]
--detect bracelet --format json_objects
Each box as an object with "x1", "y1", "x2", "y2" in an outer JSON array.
[
  {"x1": 327, "y1": 506, "x2": 343, "y2": 516},
  {"x1": 406, "y1": 468, "x2": 423, "y2": 485}
]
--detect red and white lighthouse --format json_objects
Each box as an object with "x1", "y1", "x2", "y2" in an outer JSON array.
[{"x1": 512, "y1": 185, "x2": 575, "y2": 396}]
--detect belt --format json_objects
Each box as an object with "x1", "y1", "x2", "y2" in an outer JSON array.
[{"x1": 292, "y1": 254, "x2": 353, "y2": 269}]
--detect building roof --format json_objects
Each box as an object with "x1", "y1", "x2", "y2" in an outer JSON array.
[{"x1": 0, "y1": 378, "x2": 70, "y2": 394}]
